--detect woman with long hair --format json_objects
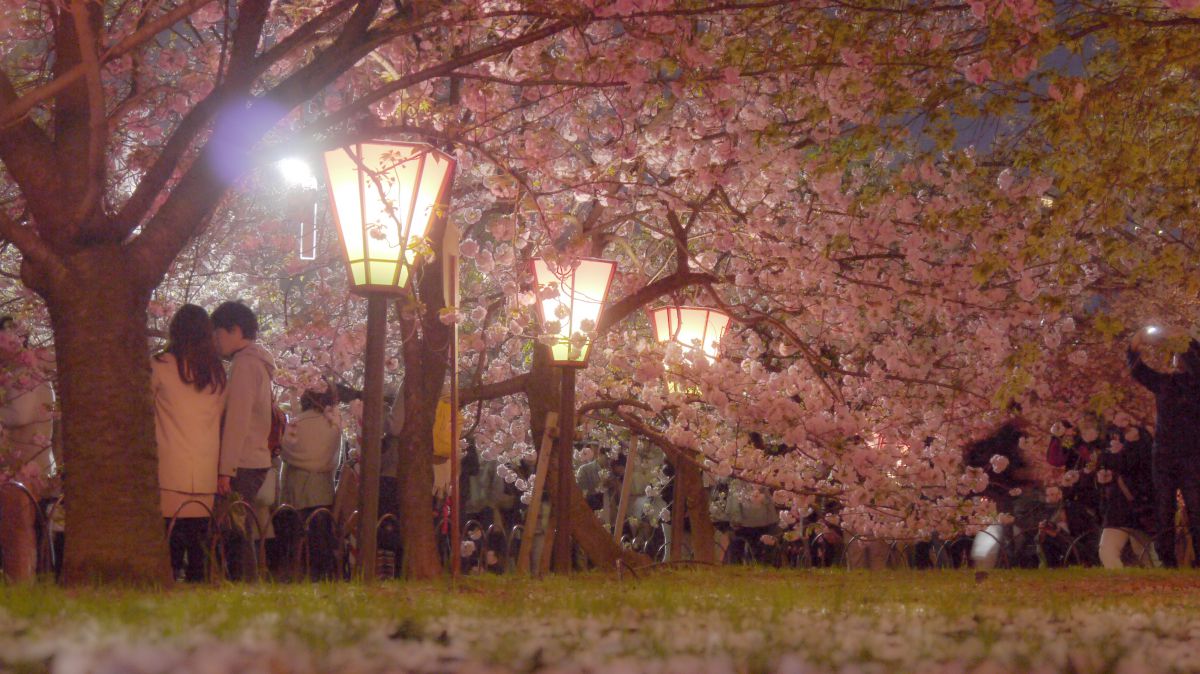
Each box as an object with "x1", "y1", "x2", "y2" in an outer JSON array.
[{"x1": 152, "y1": 304, "x2": 227, "y2": 582}]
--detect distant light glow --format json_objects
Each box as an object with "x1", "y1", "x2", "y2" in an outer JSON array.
[{"x1": 278, "y1": 157, "x2": 318, "y2": 190}]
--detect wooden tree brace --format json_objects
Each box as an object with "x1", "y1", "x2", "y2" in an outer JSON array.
[{"x1": 516, "y1": 411, "x2": 558, "y2": 574}]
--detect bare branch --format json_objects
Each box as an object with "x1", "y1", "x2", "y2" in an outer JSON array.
[
  {"x1": 67, "y1": 0, "x2": 107, "y2": 224},
  {"x1": 0, "y1": 0, "x2": 217, "y2": 130},
  {"x1": 459, "y1": 373, "x2": 531, "y2": 407},
  {"x1": 0, "y1": 210, "x2": 66, "y2": 283},
  {"x1": 596, "y1": 271, "x2": 717, "y2": 335}
]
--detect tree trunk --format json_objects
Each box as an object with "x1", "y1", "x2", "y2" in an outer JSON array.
[
  {"x1": 670, "y1": 457, "x2": 687, "y2": 561},
  {"x1": 393, "y1": 218, "x2": 455, "y2": 580},
  {"x1": 680, "y1": 460, "x2": 715, "y2": 564},
  {"x1": 395, "y1": 359, "x2": 440, "y2": 580},
  {"x1": 34, "y1": 245, "x2": 171, "y2": 586}
]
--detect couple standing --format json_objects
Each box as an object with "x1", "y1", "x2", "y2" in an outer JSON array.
[{"x1": 152, "y1": 301, "x2": 275, "y2": 581}]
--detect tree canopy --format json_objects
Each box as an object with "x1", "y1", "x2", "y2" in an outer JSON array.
[{"x1": 1, "y1": 0, "x2": 1198, "y2": 580}]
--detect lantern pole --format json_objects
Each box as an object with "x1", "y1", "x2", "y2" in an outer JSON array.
[
  {"x1": 448, "y1": 252, "x2": 462, "y2": 579},
  {"x1": 358, "y1": 293, "x2": 388, "y2": 583},
  {"x1": 552, "y1": 364, "x2": 577, "y2": 573}
]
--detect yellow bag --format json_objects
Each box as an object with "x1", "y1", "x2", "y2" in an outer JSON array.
[{"x1": 433, "y1": 397, "x2": 460, "y2": 459}]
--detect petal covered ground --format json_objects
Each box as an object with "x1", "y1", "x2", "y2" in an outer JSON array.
[{"x1": 3, "y1": 569, "x2": 1200, "y2": 673}]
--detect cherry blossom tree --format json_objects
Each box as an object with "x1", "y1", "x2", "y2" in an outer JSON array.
[{"x1": 4, "y1": 0, "x2": 1197, "y2": 584}]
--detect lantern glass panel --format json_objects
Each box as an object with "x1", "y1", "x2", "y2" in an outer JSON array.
[
  {"x1": 323, "y1": 141, "x2": 455, "y2": 293},
  {"x1": 533, "y1": 258, "x2": 617, "y2": 365},
  {"x1": 649, "y1": 306, "x2": 730, "y2": 362}
]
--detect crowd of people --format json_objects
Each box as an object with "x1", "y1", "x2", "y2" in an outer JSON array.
[
  {"x1": 913, "y1": 328, "x2": 1200, "y2": 572},
  {"x1": 4, "y1": 311, "x2": 1200, "y2": 581}
]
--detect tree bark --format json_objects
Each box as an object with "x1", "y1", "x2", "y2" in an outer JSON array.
[
  {"x1": 680, "y1": 459, "x2": 715, "y2": 563},
  {"x1": 392, "y1": 214, "x2": 455, "y2": 580},
  {"x1": 33, "y1": 245, "x2": 171, "y2": 586},
  {"x1": 394, "y1": 343, "x2": 441, "y2": 580}
]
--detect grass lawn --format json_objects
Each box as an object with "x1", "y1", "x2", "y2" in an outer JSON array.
[{"x1": 3, "y1": 567, "x2": 1200, "y2": 673}]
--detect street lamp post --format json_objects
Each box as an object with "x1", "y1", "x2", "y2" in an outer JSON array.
[
  {"x1": 531, "y1": 257, "x2": 617, "y2": 573},
  {"x1": 647, "y1": 305, "x2": 729, "y2": 561},
  {"x1": 323, "y1": 140, "x2": 455, "y2": 582}
]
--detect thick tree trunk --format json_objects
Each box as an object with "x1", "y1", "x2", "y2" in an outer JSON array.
[
  {"x1": 680, "y1": 460, "x2": 716, "y2": 564},
  {"x1": 393, "y1": 218, "x2": 455, "y2": 580},
  {"x1": 395, "y1": 365, "x2": 440, "y2": 579},
  {"x1": 36, "y1": 246, "x2": 170, "y2": 585}
]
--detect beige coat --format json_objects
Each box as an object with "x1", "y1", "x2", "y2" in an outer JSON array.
[
  {"x1": 152, "y1": 354, "x2": 226, "y2": 518},
  {"x1": 218, "y1": 343, "x2": 276, "y2": 476},
  {"x1": 0, "y1": 381, "x2": 55, "y2": 493},
  {"x1": 280, "y1": 409, "x2": 340, "y2": 510}
]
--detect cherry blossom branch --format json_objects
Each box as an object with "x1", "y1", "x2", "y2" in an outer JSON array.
[
  {"x1": 596, "y1": 271, "x2": 717, "y2": 336},
  {"x1": 307, "y1": 17, "x2": 580, "y2": 137},
  {"x1": 0, "y1": 0, "x2": 217, "y2": 130},
  {"x1": 607, "y1": 405, "x2": 836, "y2": 499},
  {"x1": 459, "y1": 373, "x2": 531, "y2": 407},
  {"x1": 67, "y1": 0, "x2": 107, "y2": 226},
  {"x1": 701, "y1": 282, "x2": 844, "y2": 403}
]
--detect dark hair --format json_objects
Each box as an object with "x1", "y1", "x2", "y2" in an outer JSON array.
[
  {"x1": 0, "y1": 315, "x2": 28, "y2": 348},
  {"x1": 963, "y1": 420, "x2": 1027, "y2": 476},
  {"x1": 157, "y1": 304, "x2": 226, "y2": 393},
  {"x1": 211, "y1": 301, "x2": 258, "y2": 340},
  {"x1": 300, "y1": 388, "x2": 337, "y2": 412}
]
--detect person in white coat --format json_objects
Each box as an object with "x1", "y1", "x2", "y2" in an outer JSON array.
[
  {"x1": 0, "y1": 316, "x2": 55, "y2": 583},
  {"x1": 152, "y1": 304, "x2": 227, "y2": 582},
  {"x1": 280, "y1": 388, "x2": 341, "y2": 579}
]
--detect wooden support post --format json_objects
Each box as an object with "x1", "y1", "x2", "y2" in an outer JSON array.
[
  {"x1": 517, "y1": 412, "x2": 558, "y2": 575},
  {"x1": 613, "y1": 438, "x2": 637, "y2": 543}
]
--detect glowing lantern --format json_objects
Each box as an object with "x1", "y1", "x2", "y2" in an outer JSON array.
[
  {"x1": 648, "y1": 305, "x2": 730, "y2": 362},
  {"x1": 322, "y1": 141, "x2": 456, "y2": 295},
  {"x1": 531, "y1": 257, "x2": 617, "y2": 366}
]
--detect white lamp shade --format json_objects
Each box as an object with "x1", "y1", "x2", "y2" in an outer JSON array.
[
  {"x1": 323, "y1": 141, "x2": 455, "y2": 294},
  {"x1": 532, "y1": 257, "x2": 617, "y2": 366},
  {"x1": 648, "y1": 305, "x2": 730, "y2": 362}
]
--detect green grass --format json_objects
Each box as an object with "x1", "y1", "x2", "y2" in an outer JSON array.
[
  {"x1": 4, "y1": 568, "x2": 1200, "y2": 672},
  {"x1": 4, "y1": 567, "x2": 1199, "y2": 631}
]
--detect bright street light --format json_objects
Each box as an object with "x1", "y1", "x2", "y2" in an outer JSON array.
[{"x1": 277, "y1": 157, "x2": 318, "y2": 190}]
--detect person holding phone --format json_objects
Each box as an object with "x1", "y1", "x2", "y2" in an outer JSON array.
[{"x1": 1128, "y1": 326, "x2": 1200, "y2": 567}]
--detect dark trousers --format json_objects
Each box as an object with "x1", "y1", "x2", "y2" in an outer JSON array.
[
  {"x1": 167, "y1": 517, "x2": 210, "y2": 582},
  {"x1": 1153, "y1": 453, "x2": 1200, "y2": 567},
  {"x1": 274, "y1": 506, "x2": 338, "y2": 581},
  {"x1": 223, "y1": 468, "x2": 269, "y2": 581}
]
